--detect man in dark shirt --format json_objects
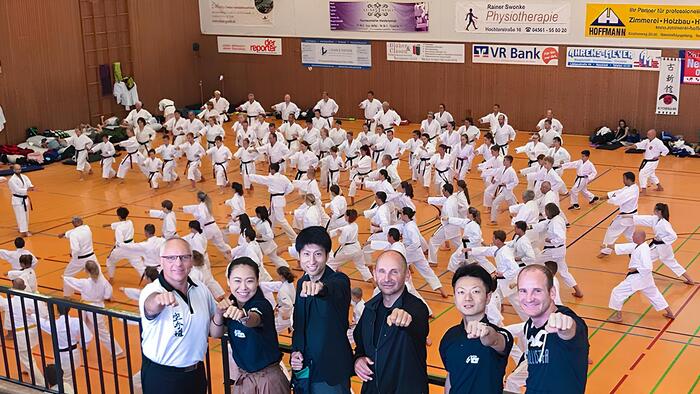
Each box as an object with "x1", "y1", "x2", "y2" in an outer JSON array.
[
  {"x1": 440, "y1": 263, "x2": 513, "y2": 393},
  {"x1": 518, "y1": 264, "x2": 589, "y2": 394},
  {"x1": 354, "y1": 250, "x2": 429, "y2": 394},
  {"x1": 291, "y1": 226, "x2": 353, "y2": 393}
]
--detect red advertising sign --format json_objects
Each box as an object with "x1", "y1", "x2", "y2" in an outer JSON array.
[{"x1": 682, "y1": 50, "x2": 700, "y2": 84}]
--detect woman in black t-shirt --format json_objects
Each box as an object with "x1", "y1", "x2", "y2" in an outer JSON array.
[{"x1": 214, "y1": 257, "x2": 290, "y2": 393}]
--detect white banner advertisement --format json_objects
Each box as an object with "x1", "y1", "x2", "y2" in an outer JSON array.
[
  {"x1": 386, "y1": 42, "x2": 465, "y2": 63},
  {"x1": 217, "y1": 36, "x2": 282, "y2": 55},
  {"x1": 472, "y1": 44, "x2": 559, "y2": 65},
  {"x1": 301, "y1": 39, "x2": 372, "y2": 69},
  {"x1": 455, "y1": 2, "x2": 570, "y2": 35},
  {"x1": 656, "y1": 58, "x2": 681, "y2": 116},
  {"x1": 566, "y1": 47, "x2": 662, "y2": 71},
  {"x1": 205, "y1": 0, "x2": 274, "y2": 27}
]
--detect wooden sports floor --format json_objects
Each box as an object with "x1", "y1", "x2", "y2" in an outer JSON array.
[{"x1": 1, "y1": 119, "x2": 699, "y2": 393}]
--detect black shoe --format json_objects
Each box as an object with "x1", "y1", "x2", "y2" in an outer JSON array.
[
  {"x1": 568, "y1": 204, "x2": 580, "y2": 210},
  {"x1": 590, "y1": 196, "x2": 599, "y2": 204}
]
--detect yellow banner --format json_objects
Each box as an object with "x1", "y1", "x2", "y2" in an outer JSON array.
[{"x1": 585, "y1": 4, "x2": 700, "y2": 40}]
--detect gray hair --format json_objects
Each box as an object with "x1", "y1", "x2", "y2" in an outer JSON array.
[{"x1": 523, "y1": 190, "x2": 535, "y2": 202}]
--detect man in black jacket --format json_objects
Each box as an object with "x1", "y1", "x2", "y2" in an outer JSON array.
[
  {"x1": 291, "y1": 226, "x2": 353, "y2": 393},
  {"x1": 354, "y1": 250, "x2": 429, "y2": 394}
]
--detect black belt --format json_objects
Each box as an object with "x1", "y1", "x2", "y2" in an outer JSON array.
[
  {"x1": 346, "y1": 155, "x2": 357, "y2": 167},
  {"x1": 138, "y1": 140, "x2": 150, "y2": 146},
  {"x1": 239, "y1": 160, "x2": 252, "y2": 175},
  {"x1": 148, "y1": 171, "x2": 158, "y2": 186},
  {"x1": 527, "y1": 159, "x2": 537, "y2": 166},
  {"x1": 163, "y1": 159, "x2": 173, "y2": 164},
  {"x1": 207, "y1": 140, "x2": 216, "y2": 148},
  {"x1": 269, "y1": 192, "x2": 285, "y2": 214},
  {"x1": 418, "y1": 157, "x2": 430, "y2": 176},
  {"x1": 100, "y1": 155, "x2": 113, "y2": 167},
  {"x1": 123, "y1": 239, "x2": 133, "y2": 243},
  {"x1": 13, "y1": 194, "x2": 31, "y2": 212},
  {"x1": 121, "y1": 151, "x2": 138, "y2": 168},
  {"x1": 184, "y1": 159, "x2": 199, "y2": 175},
  {"x1": 495, "y1": 143, "x2": 508, "y2": 155},
  {"x1": 436, "y1": 167, "x2": 450, "y2": 184},
  {"x1": 620, "y1": 209, "x2": 638, "y2": 215},
  {"x1": 59, "y1": 343, "x2": 78, "y2": 353},
  {"x1": 518, "y1": 262, "x2": 527, "y2": 268},
  {"x1": 461, "y1": 238, "x2": 471, "y2": 248},
  {"x1": 543, "y1": 245, "x2": 563, "y2": 249},
  {"x1": 456, "y1": 157, "x2": 468, "y2": 173},
  {"x1": 77, "y1": 252, "x2": 95, "y2": 259},
  {"x1": 295, "y1": 169, "x2": 306, "y2": 180},
  {"x1": 574, "y1": 175, "x2": 588, "y2": 187},
  {"x1": 384, "y1": 127, "x2": 394, "y2": 132},
  {"x1": 286, "y1": 138, "x2": 296, "y2": 149},
  {"x1": 553, "y1": 166, "x2": 561, "y2": 170},
  {"x1": 626, "y1": 269, "x2": 639, "y2": 277},
  {"x1": 333, "y1": 242, "x2": 357, "y2": 257},
  {"x1": 372, "y1": 148, "x2": 384, "y2": 162},
  {"x1": 214, "y1": 161, "x2": 228, "y2": 182},
  {"x1": 204, "y1": 221, "x2": 216, "y2": 227},
  {"x1": 640, "y1": 158, "x2": 659, "y2": 170},
  {"x1": 649, "y1": 239, "x2": 665, "y2": 247},
  {"x1": 317, "y1": 151, "x2": 329, "y2": 160}
]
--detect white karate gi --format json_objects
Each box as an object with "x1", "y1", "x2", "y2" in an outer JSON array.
[
  {"x1": 234, "y1": 146, "x2": 258, "y2": 189},
  {"x1": 601, "y1": 184, "x2": 640, "y2": 254},
  {"x1": 373, "y1": 109, "x2": 401, "y2": 131},
  {"x1": 248, "y1": 172, "x2": 297, "y2": 242},
  {"x1": 320, "y1": 154, "x2": 344, "y2": 190},
  {"x1": 207, "y1": 145, "x2": 233, "y2": 187},
  {"x1": 348, "y1": 155, "x2": 373, "y2": 197},
  {"x1": 562, "y1": 159, "x2": 597, "y2": 205},
  {"x1": 415, "y1": 143, "x2": 437, "y2": 187},
  {"x1": 515, "y1": 141, "x2": 549, "y2": 165},
  {"x1": 488, "y1": 166, "x2": 519, "y2": 223},
  {"x1": 149, "y1": 210, "x2": 177, "y2": 238},
  {"x1": 313, "y1": 98, "x2": 339, "y2": 128},
  {"x1": 65, "y1": 134, "x2": 93, "y2": 172},
  {"x1": 257, "y1": 140, "x2": 290, "y2": 174},
  {"x1": 190, "y1": 265, "x2": 225, "y2": 299},
  {"x1": 0, "y1": 297, "x2": 44, "y2": 385},
  {"x1": 252, "y1": 217, "x2": 288, "y2": 268},
  {"x1": 458, "y1": 124, "x2": 481, "y2": 144},
  {"x1": 143, "y1": 157, "x2": 163, "y2": 188},
  {"x1": 135, "y1": 125, "x2": 156, "y2": 154},
  {"x1": 166, "y1": 116, "x2": 190, "y2": 146},
  {"x1": 178, "y1": 141, "x2": 205, "y2": 181},
  {"x1": 329, "y1": 127, "x2": 347, "y2": 147},
  {"x1": 635, "y1": 138, "x2": 669, "y2": 188},
  {"x1": 63, "y1": 225, "x2": 98, "y2": 296},
  {"x1": 272, "y1": 101, "x2": 300, "y2": 121},
  {"x1": 118, "y1": 235, "x2": 165, "y2": 268},
  {"x1": 428, "y1": 194, "x2": 462, "y2": 264},
  {"x1": 446, "y1": 218, "x2": 494, "y2": 273},
  {"x1": 634, "y1": 215, "x2": 687, "y2": 277},
  {"x1": 238, "y1": 100, "x2": 265, "y2": 122},
  {"x1": 8, "y1": 173, "x2": 33, "y2": 233},
  {"x1": 479, "y1": 111, "x2": 509, "y2": 133},
  {"x1": 91, "y1": 141, "x2": 116, "y2": 178},
  {"x1": 279, "y1": 122, "x2": 303, "y2": 152},
  {"x1": 469, "y1": 245, "x2": 523, "y2": 322},
  {"x1": 532, "y1": 215, "x2": 578, "y2": 289},
  {"x1": 124, "y1": 108, "x2": 152, "y2": 126},
  {"x1": 359, "y1": 98, "x2": 382, "y2": 132},
  {"x1": 155, "y1": 143, "x2": 178, "y2": 182},
  {"x1": 200, "y1": 123, "x2": 225, "y2": 149},
  {"x1": 537, "y1": 117, "x2": 563, "y2": 134},
  {"x1": 64, "y1": 275, "x2": 124, "y2": 355},
  {"x1": 183, "y1": 202, "x2": 230, "y2": 255},
  {"x1": 538, "y1": 127, "x2": 562, "y2": 148},
  {"x1": 105, "y1": 220, "x2": 145, "y2": 278},
  {"x1": 435, "y1": 110, "x2": 454, "y2": 129},
  {"x1": 116, "y1": 137, "x2": 144, "y2": 179},
  {"x1": 39, "y1": 315, "x2": 93, "y2": 394},
  {"x1": 609, "y1": 242, "x2": 669, "y2": 312},
  {"x1": 493, "y1": 123, "x2": 516, "y2": 156},
  {"x1": 402, "y1": 220, "x2": 442, "y2": 291},
  {"x1": 0, "y1": 247, "x2": 38, "y2": 270}
]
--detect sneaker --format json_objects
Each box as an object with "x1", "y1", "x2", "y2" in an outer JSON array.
[
  {"x1": 589, "y1": 196, "x2": 599, "y2": 204},
  {"x1": 568, "y1": 204, "x2": 580, "y2": 210}
]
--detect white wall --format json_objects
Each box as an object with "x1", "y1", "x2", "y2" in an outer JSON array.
[{"x1": 199, "y1": 0, "x2": 700, "y2": 49}]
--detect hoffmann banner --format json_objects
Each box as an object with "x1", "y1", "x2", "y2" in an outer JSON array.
[{"x1": 455, "y1": 1, "x2": 570, "y2": 34}]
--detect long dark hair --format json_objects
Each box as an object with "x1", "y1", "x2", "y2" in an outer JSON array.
[
  {"x1": 237, "y1": 213, "x2": 253, "y2": 235},
  {"x1": 457, "y1": 180, "x2": 471, "y2": 205},
  {"x1": 277, "y1": 266, "x2": 296, "y2": 283},
  {"x1": 468, "y1": 207, "x2": 481, "y2": 225},
  {"x1": 255, "y1": 206, "x2": 272, "y2": 225},
  {"x1": 654, "y1": 203, "x2": 670, "y2": 221},
  {"x1": 400, "y1": 181, "x2": 414, "y2": 198}
]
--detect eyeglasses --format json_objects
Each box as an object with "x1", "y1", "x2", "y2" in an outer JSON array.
[{"x1": 160, "y1": 254, "x2": 193, "y2": 263}]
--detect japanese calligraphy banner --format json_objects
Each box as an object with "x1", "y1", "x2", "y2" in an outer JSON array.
[
  {"x1": 680, "y1": 50, "x2": 700, "y2": 84},
  {"x1": 656, "y1": 58, "x2": 681, "y2": 116}
]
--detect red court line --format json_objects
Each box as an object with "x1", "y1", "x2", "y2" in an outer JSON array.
[
  {"x1": 610, "y1": 374, "x2": 629, "y2": 394},
  {"x1": 646, "y1": 285, "x2": 700, "y2": 351},
  {"x1": 629, "y1": 353, "x2": 646, "y2": 371}
]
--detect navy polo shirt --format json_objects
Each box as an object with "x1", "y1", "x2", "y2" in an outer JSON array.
[
  {"x1": 524, "y1": 305, "x2": 589, "y2": 394},
  {"x1": 439, "y1": 316, "x2": 513, "y2": 394},
  {"x1": 226, "y1": 289, "x2": 281, "y2": 373}
]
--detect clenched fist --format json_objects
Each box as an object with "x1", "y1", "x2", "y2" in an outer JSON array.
[
  {"x1": 154, "y1": 291, "x2": 179, "y2": 307},
  {"x1": 465, "y1": 320, "x2": 491, "y2": 339},
  {"x1": 386, "y1": 308, "x2": 412, "y2": 327},
  {"x1": 300, "y1": 281, "x2": 324, "y2": 297},
  {"x1": 545, "y1": 312, "x2": 574, "y2": 334}
]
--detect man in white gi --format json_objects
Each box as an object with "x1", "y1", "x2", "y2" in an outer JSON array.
[
  {"x1": 206, "y1": 136, "x2": 232, "y2": 193},
  {"x1": 236, "y1": 93, "x2": 265, "y2": 124},
  {"x1": 435, "y1": 103, "x2": 454, "y2": 130},
  {"x1": 419, "y1": 112, "x2": 441, "y2": 142},
  {"x1": 400, "y1": 207, "x2": 448, "y2": 298},
  {"x1": 480, "y1": 104, "x2": 508, "y2": 133},
  {"x1": 155, "y1": 134, "x2": 179, "y2": 186},
  {"x1": 327, "y1": 209, "x2": 373, "y2": 282},
  {"x1": 598, "y1": 172, "x2": 639, "y2": 257},
  {"x1": 372, "y1": 101, "x2": 401, "y2": 133},
  {"x1": 384, "y1": 129, "x2": 405, "y2": 168},
  {"x1": 515, "y1": 133, "x2": 549, "y2": 167},
  {"x1": 428, "y1": 184, "x2": 462, "y2": 265},
  {"x1": 532, "y1": 203, "x2": 584, "y2": 298},
  {"x1": 536, "y1": 109, "x2": 563, "y2": 134},
  {"x1": 118, "y1": 224, "x2": 166, "y2": 270},
  {"x1": 493, "y1": 115, "x2": 516, "y2": 156},
  {"x1": 200, "y1": 116, "x2": 225, "y2": 149},
  {"x1": 165, "y1": 110, "x2": 189, "y2": 146},
  {"x1": 561, "y1": 150, "x2": 599, "y2": 210},
  {"x1": 0, "y1": 237, "x2": 38, "y2": 269},
  {"x1": 634, "y1": 129, "x2": 669, "y2": 194},
  {"x1": 177, "y1": 132, "x2": 206, "y2": 191},
  {"x1": 104, "y1": 207, "x2": 145, "y2": 281},
  {"x1": 90, "y1": 134, "x2": 116, "y2": 180},
  {"x1": 186, "y1": 111, "x2": 206, "y2": 141},
  {"x1": 279, "y1": 114, "x2": 303, "y2": 152},
  {"x1": 509, "y1": 190, "x2": 540, "y2": 228},
  {"x1": 608, "y1": 230, "x2": 675, "y2": 322},
  {"x1": 313, "y1": 91, "x2": 339, "y2": 129},
  {"x1": 159, "y1": 98, "x2": 176, "y2": 123},
  {"x1": 271, "y1": 93, "x2": 300, "y2": 121},
  {"x1": 206, "y1": 90, "x2": 230, "y2": 120},
  {"x1": 7, "y1": 165, "x2": 35, "y2": 236},
  {"x1": 248, "y1": 163, "x2": 297, "y2": 242},
  {"x1": 358, "y1": 90, "x2": 382, "y2": 132},
  {"x1": 487, "y1": 155, "x2": 519, "y2": 225},
  {"x1": 538, "y1": 119, "x2": 562, "y2": 148},
  {"x1": 58, "y1": 216, "x2": 97, "y2": 296},
  {"x1": 257, "y1": 133, "x2": 290, "y2": 174},
  {"x1": 289, "y1": 141, "x2": 319, "y2": 181},
  {"x1": 122, "y1": 101, "x2": 152, "y2": 127},
  {"x1": 63, "y1": 127, "x2": 94, "y2": 180}
]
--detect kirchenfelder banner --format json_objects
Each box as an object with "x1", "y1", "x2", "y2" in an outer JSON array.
[{"x1": 585, "y1": 4, "x2": 700, "y2": 41}]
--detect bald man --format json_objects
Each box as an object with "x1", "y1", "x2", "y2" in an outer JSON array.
[
  {"x1": 272, "y1": 94, "x2": 300, "y2": 121},
  {"x1": 122, "y1": 101, "x2": 152, "y2": 127},
  {"x1": 608, "y1": 230, "x2": 674, "y2": 322},
  {"x1": 372, "y1": 101, "x2": 402, "y2": 133},
  {"x1": 634, "y1": 129, "x2": 669, "y2": 194},
  {"x1": 58, "y1": 217, "x2": 97, "y2": 296},
  {"x1": 354, "y1": 250, "x2": 429, "y2": 394},
  {"x1": 7, "y1": 164, "x2": 35, "y2": 236}
]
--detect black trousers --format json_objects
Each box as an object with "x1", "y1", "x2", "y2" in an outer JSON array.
[{"x1": 142, "y1": 356, "x2": 207, "y2": 394}]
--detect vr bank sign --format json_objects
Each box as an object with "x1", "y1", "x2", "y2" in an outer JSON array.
[{"x1": 472, "y1": 44, "x2": 559, "y2": 66}]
